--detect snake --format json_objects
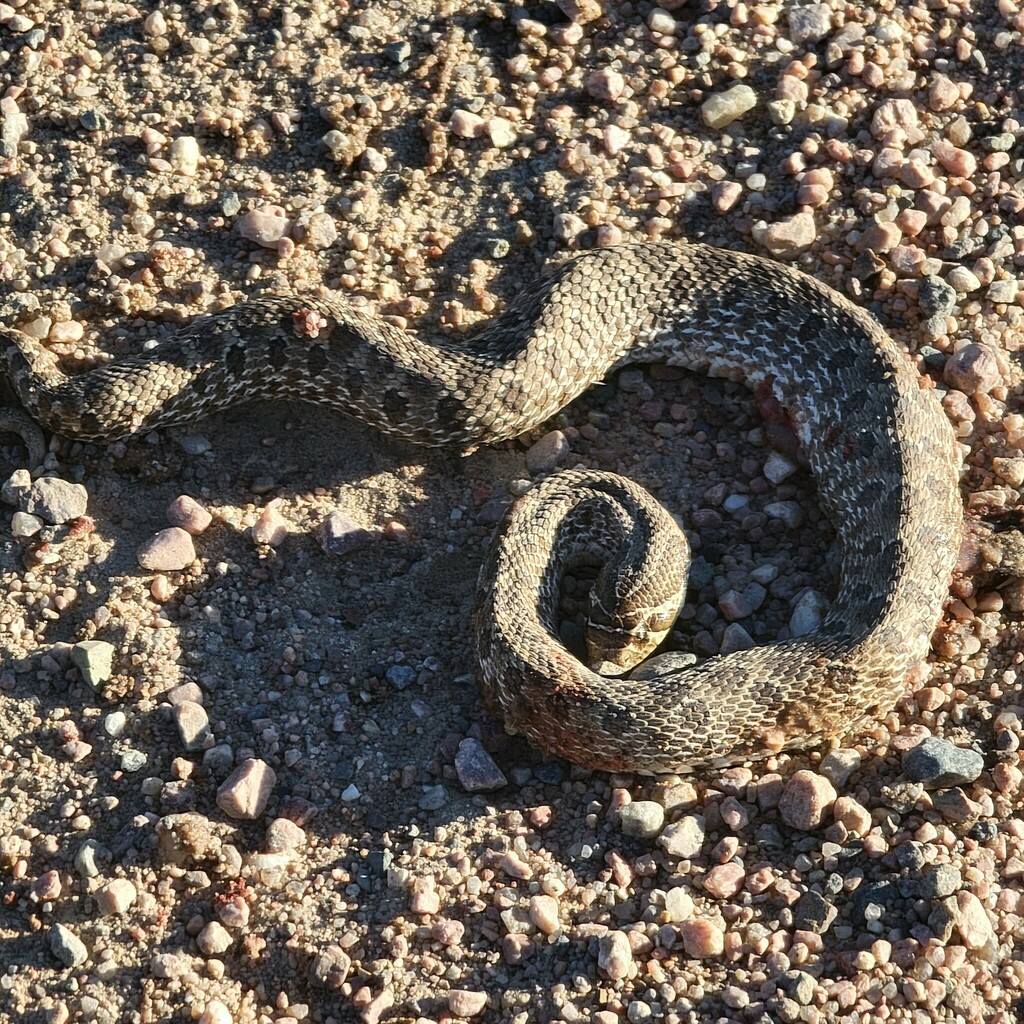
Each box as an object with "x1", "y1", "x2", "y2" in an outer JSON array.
[{"x1": 1, "y1": 242, "x2": 969, "y2": 773}]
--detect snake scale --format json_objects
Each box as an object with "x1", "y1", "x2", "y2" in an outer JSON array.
[{"x1": 1, "y1": 242, "x2": 965, "y2": 773}]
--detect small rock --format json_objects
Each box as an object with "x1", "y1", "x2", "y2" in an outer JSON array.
[
  {"x1": 702, "y1": 83, "x2": 757, "y2": 130},
  {"x1": 833, "y1": 795, "x2": 872, "y2": 835},
  {"x1": 454, "y1": 738, "x2": 507, "y2": 792},
  {"x1": 197, "y1": 921, "x2": 232, "y2": 955},
  {"x1": 166, "y1": 495, "x2": 212, "y2": 534},
  {"x1": 819, "y1": 748, "x2": 861, "y2": 788},
  {"x1": 903, "y1": 737, "x2": 984, "y2": 788},
  {"x1": 702, "y1": 862, "x2": 745, "y2": 898},
  {"x1": 2, "y1": 468, "x2": 32, "y2": 505},
  {"x1": 49, "y1": 924, "x2": 88, "y2": 967},
  {"x1": 664, "y1": 886, "x2": 694, "y2": 921},
  {"x1": 919, "y1": 863, "x2": 961, "y2": 899},
  {"x1": 789, "y1": 589, "x2": 829, "y2": 637},
  {"x1": 763, "y1": 451, "x2": 799, "y2": 484},
  {"x1": 526, "y1": 430, "x2": 569, "y2": 473},
  {"x1": 778, "y1": 770, "x2": 837, "y2": 830},
  {"x1": 216, "y1": 758, "x2": 277, "y2": 819},
  {"x1": 252, "y1": 498, "x2": 288, "y2": 546},
  {"x1": 679, "y1": 918, "x2": 725, "y2": 958},
  {"x1": 150, "y1": 952, "x2": 194, "y2": 979},
  {"x1": 31, "y1": 870, "x2": 61, "y2": 902},
  {"x1": 918, "y1": 275, "x2": 957, "y2": 316},
  {"x1": 137, "y1": 527, "x2": 196, "y2": 571},
  {"x1": 719, "y1": 583, "x2": 766, "y2": 621},
  {"x1": 943, "y1": 344, "x2": 1000, "y2": 394},
  {"x1": 199, "y1": 1001, "x2": 233, "y2": 1024},
  {"x1": 318, "y1": 510, "x2": 375, "y2": 555},
  {"x1": 711, "y1": 180, "x2": 743, "y2": 213},
  {"x1": 11, "y1": 511, "x2": 43, "y2": 537},
  {"x1": 450, "y1": 109, "x2": 485, "y2": 138},
  {"x1": 761, "y1": 212, "x2": 816, "y2": 256},
  {"x1": 953, "y1": 891, "x2": 994, "y2": 949},
  {"x1": 448, "y1": 990, "x2": 489, "y2": 1017},
  {"x1": 169, "y1": 136, "x2": 200, "y2": 175},
  {"x1": 619, "y1": 801, "x2": 665, "y2": 839},
  {"x1": 658, "y1": 815, "x2": 705, "y2": 859},
  {"x1": 597, "y1": 930, "x2": 632, "y2": 980},
  {"x1": 22, "y1": 477, "x2": 88, "y2": 524},
  {"x1": 947, "y1": 266, "x2": 981, "y2": 293},
  {"x1": 265, "y1": 818, "x2": 305, "y2": 853},
  {"x1": 71, "y1": 640, "x2": 115, "y2": 688},
  {"x1": 303, "y1": 212, "x2": 338, "y2": 250},
  {"x1": 238, "y1": 205, "x2": 291, "y2": 247},
  {"x1": 94, "y1": 878, "x2": 137, "y2": 915},
  {"x1": 431, "y1": 917, "x2": 465, "y2": 945},
  {"x1": 74, "y1": 839, "x2": 111, "y2": 878},
  {"x1": 787, "y1": 4, "x2": 832, "y2": 43},
  {"x1": 792, "y1": 890, "x2": 837, "y2": 933},
  {"x1": 173, "y1": 701, "x2": 213, "y2": 751},
  {"x1": 360, "y1": 147, "x2": 387, "y2": 173},
  {"x1": 529, "y1": 894, "x2": 560, "y2": 934},
  {"x1": 586, "y1": 68, "x2": 626, "y2": 101},
  {"x1": 308, "y1": 945, "x2": 351, "y2": 989}
]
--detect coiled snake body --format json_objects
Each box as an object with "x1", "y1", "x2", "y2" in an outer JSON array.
[{"x1": 1, "y1": 243, "x2": 964, "y2": 773}]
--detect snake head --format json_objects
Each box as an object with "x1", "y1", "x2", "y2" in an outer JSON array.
[{"x1": 584, "y1": 592, "x2": 681, "y2": 677}]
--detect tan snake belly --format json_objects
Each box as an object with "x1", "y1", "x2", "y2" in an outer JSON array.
[{"x1": 1, "y1": 242, "x2": 964, "y2": 773}]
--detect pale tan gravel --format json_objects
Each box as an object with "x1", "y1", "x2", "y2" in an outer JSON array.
[{"x1": 2, "y1": 1, "x2": 1024, "y2": 1023}]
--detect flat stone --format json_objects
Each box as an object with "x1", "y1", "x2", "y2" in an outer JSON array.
[
  {"x1": 526, "y1": 430, "x2": 570, "y2": 473},
  {"x1": 761, "y1": 212, "x2": 816, "y2": 256},
  {"x1": 308, "y1": 945, "x2": 351, "y2": 989},
  {"x1": 22, "y1": 477, "x2": 88, "y2": 524},
  {"x1": 137, "y1": 527, "x2": 196, "y2": 571},
  {"x1": 238, "y1": 205, "x2": 290, "y2": 247},
  {"x1": 94, "y1": 878, "x2": 137, "y2": 915},
  {"x1": 448, "y1": 990, "x2": 489, "y2": 1017},
  {"x1": 318, "y1": 510, "x2": 375, "y2": 556},
  {"x1": 792, "y1": 889, "x2": 837, "y2": 933},
  {"x1": 454, "y1": 738, "x2": 507, "y2": 792},
  {"x1": 788, "y1": 4, "x2": 833, "y2": 43},
  {"x1": 903, "y1": 736, "x2": 984, "y2": 788},
  {"x1": 216, "y1": 758, "x2": 276, "y2": 819}
]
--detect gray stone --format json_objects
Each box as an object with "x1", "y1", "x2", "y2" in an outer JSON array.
[
  {"x1": 71, "y1": 640, "x2": 115, "y2": 688},
  {"x1": 74, "y1": 839, "x2": 111, "y2": 878},
  {"x1": 318, "y1": 510, "x2": 376, "y2": 556},
  {"x1": 49, "y1": 923, "x2": 88, "y2": 967},
  {"x1": 618, "y1": 800, "x2": 666, "y2": 839},
  {"x1": 792, "y1": 890, "x2": 837, "y2": 933},
  {"x1": 919, "y1": 275, "x2": 957, "y2": 316},
  {"x1": 919, "y1": 863, "x2": 962, "y2": 899},
  {"x1": 903, "y1": 737, "x2": 984, "y2": 789},
  {"x1": 173, "y1": 700, "x2": 213, "y2": 750},
  {"x1": 788, "y1": 4, "x2": 833, "y2": 44},
  {"x1": 454, "y1": 738, "x2": 507, "y2": 792},
  {"x1": 22, "y1": 477, "x2": 88, "y2": 524},
  {"x1": 309, "y1": 944, "x2": 352, "y2": 989}
]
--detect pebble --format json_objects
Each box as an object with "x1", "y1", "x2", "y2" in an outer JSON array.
[
  {"x1": 252, "y1": 499, "x2": 288, "y2": 546},
  {"x1": 431, "y1": 917, "x2": 465, "y2": 945},
  {"x1": 792, "y1": 890, "x2": 837, "y2": 933},
  {"x1": 454, "y1": 738, "x2": 507, "y2": 791},
  {"x1": 166, "y1": 495, "x2": 212, "y2": 534},
  {"x1": 833, "y1": 795, "x2": 872, "y2": 835},
  {"x1": 585, "y1": 68, "x2": 625, "y2": 101},
  {"x1": 169, "y1": 136, "x2": 200, "y2": 175},
  {"x1": 658, "y1": 815, "x2": 705, "y2": 859},
  {"x1": 450, "y1": 109, "x2": 484, "y2": 138},
  {"x1": 943, "y1": 344, "x2": 1000, "y2": 394},
  {"x1": 137, "y1": 527, "x2": 196, "y2": 571},
  {"x1": 308, "y1": 945, "x2": 351, "y2": 989},
  {"x1": 702, "y1": 84, "x2": 757, "y2": 130},
  {"x1": 448, "y1": 991, "x2": 488, "y2": 1017},
  {"x1": 199, "y1": 1001, "x2": 233, "y2": 1024},
  {"x1": 618, "y1": 801, "x2": 665, "y2": 839},
  {"x1": 597, "y1": 930, "x2": 632, "y2": 980},
  {"x1": 711, "y1": 180, "x2": 743, "y2": 213},
  {"x1": 932, "y1": 138, "x2": 977, "y2": 177},
  {"x1": 819, "y1": 748, "x2": 861, "y2": 788},
  {"x1": 763, "y1": 451, "x2": 799, "y2": 484},
  {"x1": 789, "y1": 589, "x2": 829, "y2": 637},
  {"x1": 778, "y1": 770, "x2": 837, "y2": 830},
  {"x1": 702, "y1": 862, "x2": 744, "y2": 898},
  {"x1": 150, "y1": 952, "x2": 194, "y2": 979},
  {"x1": 1, "y1": 468, "x2": 31, "y2": 505},
  {"x1": 94, "y1": 878, "x2": 137, "y2": 915},
  {"x1": 664, "y1": 886, "x2": 694, "y2": 921},
  {"x1": 49, "y1": 923, "x2": 88, "y2": 967},
  {"x1": 22, "y1": 477, "x2": 88, "y2": 524},
  {"x1": 920, "y1": 863, "x2": 961, "y2": 899},
  {"x1": 679, "y1": 918, "x2": 725, "y2": 958},
  {"x1": 11, "y1": 510, "x2": 43, "y2": 536},
  {"x1": 71, "y1": 640, "x2": 115, "y2": 688},
  {"x1": 75, "y1": 839, "x2": 110, "y2": 878},
  {"x1": 31, "y1": 870, "x2": 61, "y2": 901},
  {"x1": 265, "y1": 817, "x2": 306, "y2": 853},
  {"x1": 198, "y1": 921, "x2": 232, "y2": 955},
  {"x1": 719, "y1": 583, "x2": 766, "y2": 621},
  {"x1": 238, "y1": 205, "x2": 291, "y2": 247},
  {"x1": 953, "y1": 891, "x2": 995, "y2": 949},
  {"x1": 216, "y1": 758, "x2": 277, "y2": 819},
  {"x1": 303, "y1": 211, "x2": 338, "y2": 250},
  {"x1": 919, "y1": 275, "x2": 957, "y2": 316},
  {"x1": 947, "y1": 266, "x2": 981, "y2": 293},
  {"x1": 529, "y1": 894, "x2": 560, "y2": 934},
  {"x1": 761, "y1": 212, "x2": 816, "y2": 256},
  {"x1": 903, "y1": 736, "x2": 984, "y2": 788},
  {"x1": 173, "y1": 701, "x2": 213, "y2": 751},
  {"x1": 787, "y1": 3, "x2": 833, "y2": 43},
  {"x1": 318, "y1": 509, "x2": 376, "y2": 555},
  {"x1": 525, "y1": 430, "x2": 569, "y2": 473}
]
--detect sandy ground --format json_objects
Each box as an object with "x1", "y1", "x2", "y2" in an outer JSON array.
[{"x1": 2, "y1": 1, "x2": 1024, "y2": 1023}]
